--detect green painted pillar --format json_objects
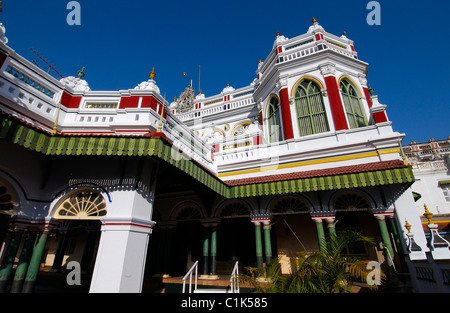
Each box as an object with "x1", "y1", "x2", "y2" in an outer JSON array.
[
  {"x1": 314, "y1": 219, "x2": 327, "y2": 253},
  {"x1": 210, "y1": 229, "x2": 217, "y2": 277},
  {"x1": 254, "y1": 222, "x2": 263, "y2": 268},
  {"x1": 326, "y1": 217, "x2": 336, "y2": 238},
  {"x1": 388, "y1": 215, "x2": 403, "y2": 254},
  {"x1": 10, "y1": 232, "x2": 37, "y2": 293},
  {"x1": 0, "y1": 230, "x2": 22, "y2": 293},
  {"x1": 201, "y1": 227, "x2": 210, "y2": 277},
  {"x1": 376, "y1": 215, "x2": 395, "y2": 265},
  {"x1": 22, "y1": 230, "x2": 49, "y2": 293},
  {"x1": 263, "y1": 223, "x2": 273, "y2": 265}
]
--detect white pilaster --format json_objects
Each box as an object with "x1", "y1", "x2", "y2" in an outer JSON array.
[
  {"x1": 89, "y1": 217, "x2": 155, "y2": 293},
  {"x1": 392, "y1": 187, "x2": 428, "y2": 260}
]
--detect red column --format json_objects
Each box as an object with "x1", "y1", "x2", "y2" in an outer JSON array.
[
  {"x1": 323, "y1": 76, "x2": 348, "y2": 131},
  {"x1": 279, "y1": 88, "x2": 294, "y2": 140},
  {"x1": 363, "y1": 87, "x2": 373, "y2": 108}
]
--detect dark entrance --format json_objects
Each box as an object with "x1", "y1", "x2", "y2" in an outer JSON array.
[{"x1": 217, "y1": 217, "x2": 255, "y2": 274}]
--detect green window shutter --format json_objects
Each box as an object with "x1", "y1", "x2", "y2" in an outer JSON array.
[
  {"x1": 294, "y1": 79, "x2": 329, "y2": 137},
  {"x1": 340, "y1": 79, "x2": 367, "y2": 129}
]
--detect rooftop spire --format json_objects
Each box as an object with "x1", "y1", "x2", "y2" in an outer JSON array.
[
  {"x1": 149, "y1": 67, "x2": 156, "y2": 80},
  {"x1": 77, "y1": 67, "x2": 85, "y2": 79},
  {"x1": 307, "y1": 17, "x2": 325, "y2": 34},
  {"x1": 424, "y1": 204, "x2": 433, "y2": 224}
]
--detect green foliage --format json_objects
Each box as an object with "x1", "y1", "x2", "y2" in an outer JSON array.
[{"x1": 241, "y1": 230, "x2": 385, "y2": 293}]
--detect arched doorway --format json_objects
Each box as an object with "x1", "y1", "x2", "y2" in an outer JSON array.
[
  {"x1": 270, "y1": 195, "x2": 315, "y2": 274},
  {"x1": 216, "y1": 201, "x2": 254, "y2": 273},
  {"x1": 171, "y1": 205, "x2": 204, "y2": 277},
  {"x1": 332, "y1": 191, "x2": 381, "y2": 260},
  {"x1": 46, "y1": 189, "x2": 106, "y2": 290}
]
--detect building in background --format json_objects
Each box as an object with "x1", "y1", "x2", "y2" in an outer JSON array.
[
  {"x1": 402, "y1": 137, "x2": 450, "y2": 241},
  {"x1": 0, "y1": 19, "x2": 448, "y2": 294}
]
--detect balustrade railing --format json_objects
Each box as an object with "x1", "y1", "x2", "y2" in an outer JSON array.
[{"x1": 182, "y1": 260, "x2": 199, "y2": 293}]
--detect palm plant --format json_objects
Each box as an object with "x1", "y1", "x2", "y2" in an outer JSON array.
[{"x1": 242, "y1": 230, "x2": 385, "y2": 293}]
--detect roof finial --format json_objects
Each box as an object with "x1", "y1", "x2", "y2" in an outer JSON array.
[
  {"x1": 424, "y1": 204, "x2": 433, "y2": 224},
  {"x1": 312, "y1": 17, "x2": 317, "y2": 24},
  {"x1": 149, "y1": 67, "x2": 156, "y2": 80},
  {"x1": 368, "y1": 84, "x2": 374, "y2": 96},
  {"x1": 77, "y1": 67, "x2": 85, "y2": 79},
  {"x1": 405, "y1": 219, "x2": 412, "y2": 233},
  {"x1": 276, "y1": 30, "x2": 280, "y2": 36}
]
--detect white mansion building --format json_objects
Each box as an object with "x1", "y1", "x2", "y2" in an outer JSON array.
[{"x1": 0, "y1": 19, "x2": 448, "y2": 293}]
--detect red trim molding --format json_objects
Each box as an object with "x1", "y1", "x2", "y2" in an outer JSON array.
[
  {"x1": 324, "y1": 76, "x2": 348, "y2": 131},
  {"x1": 279, "y1": 88, "x2": 294, "y2": 140}
]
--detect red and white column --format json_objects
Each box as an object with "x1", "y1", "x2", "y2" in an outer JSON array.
[
  {"x1": 320, "y1": 64, "x2": 348, "y2": 131},
  {"x1": 278, "y1": 78, "x2": 294, "y2": 140}
]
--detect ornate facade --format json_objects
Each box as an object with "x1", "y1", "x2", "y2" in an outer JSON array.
[{"x1": 0, "y1": 19, "x2": 448, "y2": 293}]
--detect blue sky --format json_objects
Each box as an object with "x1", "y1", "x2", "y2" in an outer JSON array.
[{"x1": 1, "y1": 0, "x2": 448, "y2": 144}]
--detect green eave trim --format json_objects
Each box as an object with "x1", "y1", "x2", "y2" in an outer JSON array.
[
  {"x1": 0, "y1": 114, "x2": 415, "y2": 200},
  {"x1": 438, "y1": 180, "x2": 450, "y2": 186},
  {"x1": 0, "y1": 114, "x2": 229, "y2": 198},
  {"x1": 228, "y1": 167, "x2": 415, "y2": 198}
]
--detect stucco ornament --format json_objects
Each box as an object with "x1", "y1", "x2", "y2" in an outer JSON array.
[
  {"x1": 0, "y1": 23, "x2": 8, "y2": 45},
  {"x1": 307, "y1": 18, "x2": 325, "y2": 34},
  {"x1": 60, "y1": 76, "x2": 91, "y2": 92},
  {"x1": 134, "y1": 67, "x2": 160, "y2": 94}
]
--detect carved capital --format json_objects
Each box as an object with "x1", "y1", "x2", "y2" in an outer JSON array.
[
  {"x1": 276, "y1": 77, "x2": 288, "y2": 91},
  {"x1": 319, "y1": 64, "x2": 336, "y2": 76},
  {"x1": 358, "y1": 74, "x2": 368, "y2": 87}
]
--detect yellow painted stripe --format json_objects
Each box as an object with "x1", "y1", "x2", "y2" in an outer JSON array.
[
  {"x1": 422, "y1": 220, "x2": 450, "y2": 224},
  {"x1": 218, "y1": 148, "x2": 400, "y2": 178}
]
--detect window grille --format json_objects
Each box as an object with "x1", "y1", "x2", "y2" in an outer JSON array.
[
  {"x1": 294, "y1": 79, "x2": 329, "y2": 137},
  {"x1": 340, "y1": 79, "x2": 367, "y2": 128},
  {"x1": 267, "y1": 96, "x2": 282, "y2": 143}
]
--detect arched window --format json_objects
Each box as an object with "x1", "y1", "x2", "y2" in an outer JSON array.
[
  {"x1": 267, "y1": 96, "x2": 282, "y2": 143},
  {"x1": 340, "y1": 79, "x2": 367, "y2": 128},
  {"x1": 55, "y1": 189, "x2": 107, "y2": 220},
  {"x1": 294, "y1": 79, "x2": 329, "y2": 137}
]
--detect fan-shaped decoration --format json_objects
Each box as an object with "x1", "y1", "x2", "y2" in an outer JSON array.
[
  {"x1": 334, "y1": 193, "x2": 370, "y2": 212},
  {"x1": 219, "y1": 202, "x2": 250, "y2": 218},
  {"x1": 231, "y1": 123, "x2": 251, "y2": 136},
  {"x1": 55, "y1": 190, "x2": 107, "y2": 219},
  {"x1": 0, "y1": 184, "x2": 18, "y2": 214},
  {"x1": 272, "y1": 197, "x2": 309, "y2": 215},
  {"x1": 175, "y1": 206, "x2": 202, "y2": 221}
]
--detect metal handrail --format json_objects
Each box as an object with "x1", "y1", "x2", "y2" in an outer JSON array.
[
  {"x1": 182, "y1": 260, "x2": 199, "y2": 293},
  {"x1": 230, "y1": 261, "x2": 240, "y2": 293}
]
